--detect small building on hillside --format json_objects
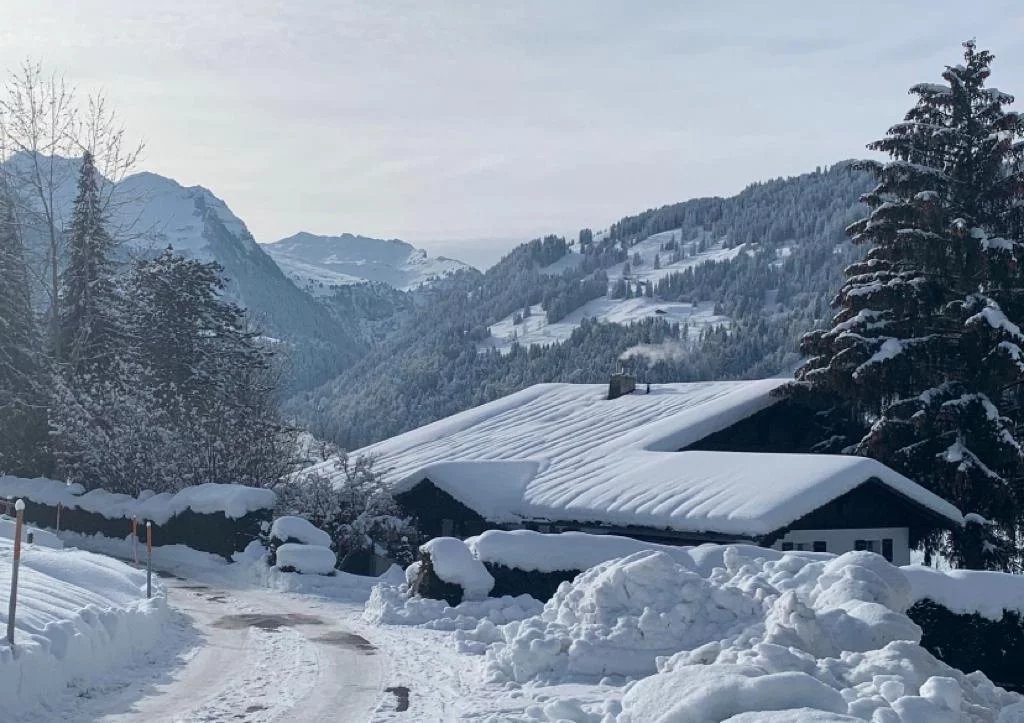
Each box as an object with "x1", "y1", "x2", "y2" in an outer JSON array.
[{"x1": 323, "y1": 379, "x2": 963, "y2": 565}]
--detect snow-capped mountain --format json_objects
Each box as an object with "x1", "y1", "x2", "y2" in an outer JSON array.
[
  {"x1": 7, "y1": 154, "x2": 366, "y2": 391},
  {"x1": 263, "y1": 232, "x2": 472, "y2": 293}
]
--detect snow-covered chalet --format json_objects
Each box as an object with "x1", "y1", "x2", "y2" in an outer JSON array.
[{"x1": 337, "y1": 378, "x2": 963, "y2": 565}]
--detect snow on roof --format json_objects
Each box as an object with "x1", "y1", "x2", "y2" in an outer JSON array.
[{"x1": 324, "y1": 380, "x2": 962, "y2": 537}]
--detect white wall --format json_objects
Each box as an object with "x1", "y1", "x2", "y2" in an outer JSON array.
[{"x1": 772, "y1": 527, "x2": 910, "y2": 565}]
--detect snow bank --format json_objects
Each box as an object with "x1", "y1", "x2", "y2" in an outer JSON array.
[
  {"x1": 421, "y1": 537, "x2": 494, "y2": 600},
  {"x1": 903, "y1": 565, "x2": 1024, "y2": 620},
  {"x1": 0, "y1": 538, "x2": 168, "y2": 714},
  {"x1": 0, "y1": 476, "x2": 275, "y2": 523},
  {"x1": 274, "y1": 543, "x2": 336, "y2": 575},
  {"x1": 476, "y1": 547, "x2": 1020, "y2": 721},
  {"x1": 270, "y1": 515, "x2": 332, "y2": 547}
]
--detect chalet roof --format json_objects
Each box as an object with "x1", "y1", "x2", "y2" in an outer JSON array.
[{"x1": 318, "y1": 380, "x2": 963, "y2": 536}]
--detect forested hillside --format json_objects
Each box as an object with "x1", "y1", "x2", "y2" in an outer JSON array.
[{"x1": 290, "y1": 162, "x2": 873, "y2": 448}]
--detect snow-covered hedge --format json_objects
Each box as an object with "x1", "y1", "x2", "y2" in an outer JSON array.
[
  {"x1": 0, "y1": 476, "x2": 275, "y2": 559},
  {"x1": 899, "y1": 565, "x2": 1024, "y2": 692},
  {"x1": 0, "y1": 537, "x2": 168, "y2": 715}
]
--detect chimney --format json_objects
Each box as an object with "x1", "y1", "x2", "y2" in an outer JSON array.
[{"x1": 608, "y1": 373, "x2": 636, "y2": 400}]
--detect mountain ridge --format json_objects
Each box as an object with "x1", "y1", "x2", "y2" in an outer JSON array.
[{"x1": 263, "y1": 231, "x2": 472, "y2": 293}]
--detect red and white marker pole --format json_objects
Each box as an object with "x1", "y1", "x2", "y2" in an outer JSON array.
[
  {"x1": 6, "y1": 499, "x2": 25, "y2": 645},
  {"x1": 146, "y1": 521, "x2": 153, "y2": 599}
]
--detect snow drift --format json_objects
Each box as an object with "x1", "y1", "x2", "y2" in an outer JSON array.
[
  {"x1": 0, "y1": 536, "x2": 168, "y2": 715},
  {"x1": 478, "y1": 548, "x2": 1020, "y2": 721}
]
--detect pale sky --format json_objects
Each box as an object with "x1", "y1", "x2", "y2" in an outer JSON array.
[{"x1": 5, "y1": 2, "x2": 1024, "y2": 267}]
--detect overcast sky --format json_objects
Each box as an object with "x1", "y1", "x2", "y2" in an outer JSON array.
[{"x1": 5, "y1": 2, "x2": 1024, "y2": 267}]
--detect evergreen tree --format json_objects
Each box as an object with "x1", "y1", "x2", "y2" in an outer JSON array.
[
  {"x1": 0, "y1": 201, "x2": 50, "y2": 475},
  {"x1": 794, "y1": 42, "x2": 1024, "y2": 568},
  {"x1": 59, "y1": 151, "x2": 122, "y2": 375}
]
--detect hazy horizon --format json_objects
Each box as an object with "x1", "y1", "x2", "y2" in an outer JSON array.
[{"x1": 8, "y1": 2, "x2": 1024, "y2": 266}]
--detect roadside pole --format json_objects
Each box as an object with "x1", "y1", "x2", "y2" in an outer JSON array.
[
  {"x1": 132, "y1": 516, "x2": 138, "y2": 565},
  {"x1": 146, "y1": 521, "x2": 152, "y2": 599},
  {"x1": 6, "y1": 499, "x2": 25, "y2": 645}
]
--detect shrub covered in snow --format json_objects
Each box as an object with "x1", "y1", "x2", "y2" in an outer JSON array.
[
  {"x1": 276, "y1": 452, "x2": 419, "y2": 565},
  {"x1": 412, "y1": 537, "x2": 494, "y2": 605},
  {"x1": 270, "y1": 515, "x2": 333, "y2": 547},
  {"x1": 274, "y1": 542, "x2": 337, "y2": 575}
]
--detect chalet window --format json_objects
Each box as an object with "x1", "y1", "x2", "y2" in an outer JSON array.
[
  {"x1": 441, "y1": 518, "x2": 454, "y2": 536},
  {"x1": 856, "y1": 539, "x2": 879, "y2": 553},
  {"x1": 781, "y1": 542, "x2": 794, "y2": 551},
  {"x1": 882, "y1": 538, "x2": 894, "y2": 562},
  {"x1": 794, "y1": 543, "x2": 806, "y2": 551},
  {"x1": 813, "y1": 541, "x2": 827, "y2": 552}
]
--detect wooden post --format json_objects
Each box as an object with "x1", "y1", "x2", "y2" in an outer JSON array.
[
  {"x1": 6, "y1": 499, "x2": 25, "y2": 645},
  {"x1": 132, "y1": 517, "x2": 138, "y2": 565},
  {"x1": 146, "y1": 521, "x2": 152, "y2": 599}
]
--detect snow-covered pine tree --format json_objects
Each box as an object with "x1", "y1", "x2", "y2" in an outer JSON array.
[
  {"x1": 0, "y1": 201, "x2": 50, "y2": 475},
  {"x1": 795, "y1": 42, "x2": 1024, "y2": 569},
  {"x1": 59, "y1": 151, "x2": 123, "y2": 375}
]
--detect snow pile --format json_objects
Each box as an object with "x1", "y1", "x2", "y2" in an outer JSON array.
[
  {"x1": 0, "y1": 538, "x2": 168, "y2": 714},
  {"x1": 903, "y1": 565, "x2": 1024, "y2": 619},
  {"x1": 274, "y1": 542, "x2": 336, "y2": 575},
  {"x1": 484, "y1": 549, "x2": 766, "y2": 682},
  {"x1": 363, "y1": 582, "x2": 542, "y2": 635},
  {"x1": 0, "y1": 476, "x2": 275, "y2": 523},
  {"x1": 270, "y1": 515, "x2": 332, "y2": 547},
  {"x1": 422, "y1": 537, "x2": 494, "y2": 600},
  {"x1": 472, "y1": 547, "x2": 1020, "y2": 721}
]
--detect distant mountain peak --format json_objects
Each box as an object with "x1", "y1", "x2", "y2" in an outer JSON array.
[{"x1": 263, "y1": 231, "x2": 473, "y2": 293}]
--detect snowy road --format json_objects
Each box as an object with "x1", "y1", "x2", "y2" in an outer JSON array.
[{"x1": 26, "y1": 575, "x2": 387, "y2": 723}]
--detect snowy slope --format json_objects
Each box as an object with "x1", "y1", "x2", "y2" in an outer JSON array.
[
  {"x1": 480, "y1": 298, "x2": 728, "y2": 354},
  {"x1": 479, "y1": 229, "x2": 740, "y2": 354},
  {"x1": 263, "y1": 231, "x2": 472, "y2": 293}
]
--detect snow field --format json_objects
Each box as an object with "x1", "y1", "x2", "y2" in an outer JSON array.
[{"x1": 0, "y1": 537, "x2": 168, "y2": 715}]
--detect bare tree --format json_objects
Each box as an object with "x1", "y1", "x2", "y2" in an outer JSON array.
[{"x1": 0, "y1": 60, "x2": 144, "y2": 359}]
